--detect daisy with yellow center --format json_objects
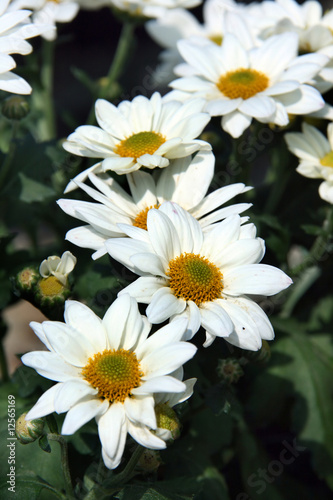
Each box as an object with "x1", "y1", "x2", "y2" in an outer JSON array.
[
  {"x1": 285, "y1": 122, "x2": 333, "y2": 204},
  {"x1": 169, "y1": 32, "x2": 326, "y2": 138},
  {"x1": 146, "y1": 4, "x2": 253, "y2": 88},
  {"x1": 22, "y1": 295, "x2": 196, "y2": 470},
  {"x1": 106, "y1": 202, "x2": 292, "y2": 349},
  {"x1": 57, "y1": 150, "x2": 252, "y2": 259},
  {"x1": 62, "y1": 92, "x2": 211, "y2": 190}
]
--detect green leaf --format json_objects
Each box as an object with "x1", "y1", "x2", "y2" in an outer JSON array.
[
  {"x1": 257, "y1": 323, "x2": 333, "y2": 490},
  {"x1": 301, "y1": 224, "x2": 323, "y2": 236},
  {"x1": 19, "y1": 172, "x2": 55, "y2": 203},
  {"x1": 0, "y1": 474, "x2": 64, "y2": 500}
]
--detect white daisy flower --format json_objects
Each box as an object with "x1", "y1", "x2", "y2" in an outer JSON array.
[
  {"x1": 23, "y1": 295, "x2": 196, "y2": 469},
  {"x1": 57, "y1": 150, "x2": 252, "y2": 259},
  {"x1": 39, "y1": 250, "x2": 77, "y2": 285},
  {"x1": 105, "y1": 202, "x2": 292, "y2": 350},
  {"x1": 168, "y1": 32, "x2": 326, "y2": 138},
  {"x1": 285, "y1": 122, "x2": 333, "y2": 204},
  {"x1": 109, "y1": 0, "x2": 202, "y2": 20},
  {"x1": 0, "y1": 0, "x2": 50, "y2": 93},
  {"x1": 10, "y1": 0, "x2": 79, "y2": 41},
  {"x1": 256, "y1": 0, "x2": 333, "y2": 95},
  {"x1": 146, "y1": 2, "x2": 256, "y2": 86},
  {"x1": 62, "y1": 93, "x2": 211, "y2": 185}
]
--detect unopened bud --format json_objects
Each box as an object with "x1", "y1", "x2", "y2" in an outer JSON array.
[
  {"x1": 217, "y1": 358, "x2": 244, "y2": 383},
  {"x1": 155, "y1": 403, "x2": 181, "y2": 441},
  {"x1": 15, "y1": 267, "x2": 39, "y2": 294},
  {"x1": 137, "y1": 449, "x2": 162, "y2": 474},
  {"x1": 2, "y1": 96, "x2": 30, "y2": 120},
  {"x1": 15, "y1": 412, "x2": 44, "y2": 444}
]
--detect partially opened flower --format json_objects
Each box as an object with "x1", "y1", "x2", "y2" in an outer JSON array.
[
  {"x1": 154, "y1": 368, "x2": 196, "y2": 441},
  {"x1": 106, "y1": 202, "x2": 292, "y2": 350},
  {"x1": 39, "y1": 250, "x2": 77, "y2": 285},
  {"x1": 23, "y1": 295, "x2": 196, "y2": 469},
  {"x1": 169, "y1": 32, "x2": 326, "y2": 138},
  {"x1": 62, "y1": 92, "x2": 211, "y2": 188},
  {"x1": 285, "y1": 122, "x2": 333, "y2": 204},
  {"x1": 57, "y1": 150, "x2": 252, "y2": 259}
]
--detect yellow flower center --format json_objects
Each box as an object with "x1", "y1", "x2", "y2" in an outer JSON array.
[
  {"x1": 217, "y1": 68, "x2": 269, "y2": 100},
  {"x1": 209, "y1": 34, "x2": 223, "y2": 46},
  {"x1": 320, "y1": 151, "x2": 333, "y2": 168},
  {"x1": 114, "y1": 131, "x2": 166, "y2": 160},
  {"x1": 133, "y1": 204, "x2": 159, "y2": 230},
  {"x1": 38, "y1": 276, "x2": 65, "y2": 297},
  {"x1": 82, "y1": 349, "x2": 143, "y2": 403},
  {"x1": 167, "y1": 253, "x2": 223, "y2": 306}
]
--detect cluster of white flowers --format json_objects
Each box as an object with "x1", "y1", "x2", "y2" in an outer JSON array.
[
  {"x1": 0, "y1": 0, "x2": 52, "y2": 93},
  {"x1": 22, "y1": 0, "x2": 333, "y2": 472}
]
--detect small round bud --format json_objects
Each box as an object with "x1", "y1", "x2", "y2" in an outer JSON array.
[
  {"x1": 137, "y1": 449, "x2": 162, "y2": 474},
  {"x1": 2, "y1": 96, "x2": 30, "y2": 120},
  {"x1": 217, "y1": 358, "x2": 244, "y2": 384},
  {"x1": 155, "y1": 403, "x2": 181, "y2": 441},
  {"x1": 15, "y1": 412, "x2": 44, "y2": 444},
  {"x1": 15, "y1": 267, "x2": 39, "y2": 294}
]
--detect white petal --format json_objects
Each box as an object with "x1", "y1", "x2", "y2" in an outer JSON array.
[
  {"x1": 215, "y1": 238, "x2": 265, "y2": 269},
  {"x1": 53, "y1": 379, "x2": 98, "y2": 414},
  {"x1": 223, "y1": 264, "x2": 293, "y2": 296},
  {"x1": 118, "y1": 276, "x2": 167, "y2": 304},
  {"x1": 132, "y1": 376, "x2": 186, "y2": 396},
  {"x1": 25, "y1": 383, "x2": 62, "y2": 420},
  {"x1": 140, "y1": 342, "x2": 197, "y2": 379},
  {"x1": 147, "y1": 208, "x2": 181, "y2": 263},
  {"x1": 128, "y1": 421, "x2": 166, "y2": 449},
  {"x1": 130, "y1": 253, "x2": 167, "y2": 277},
  {"x1": 64, "y1": 300, "x2": 106, "y2": 352},
  {"x1": 222, "y1": 110, "x2": 252, "y2": 138},
  {"x1": 124, "y1": 395, "x2": 156, "y2": 428},
  {"x1": 97, "y1": 403, "x2": 127, "y2": 463},
  {"x1": 219, "y1": 298, "x2": 262, "y2": 351},
  {"x1": 62, "y1": 399, "x2": 109, "y2": 435},
  {"x1": 22, "y1": 351, "x2": 80, "y2": 382},
  {"x1": 135, "y1": 318, "x2": 188, "y2": 360},
  {"x1": 146, "y1": 287, "x2": 186, "y2": 323},
  {"x1": 200, "y1": 302, "x2": 234, "y2": 338}
]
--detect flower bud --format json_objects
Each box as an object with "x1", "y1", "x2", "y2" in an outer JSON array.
[
  {"x1": 217, "y1": 358, "x2": 244, "y2": 384},
  {"x1": 2, "y1": 96, "x2": 30, "y2": 120},
  {"x1": 15, "y1": 267, "x2": 39, "y2": 294},
  {"x1": 137, "y1": 449, "x2": 162, "y2": 474},
  {"x1": 15, "y1": 412, "x2": 44, "y2": 444},
  {"x1": 155, "y1": 403, "x2": 181, "y2": 441}
]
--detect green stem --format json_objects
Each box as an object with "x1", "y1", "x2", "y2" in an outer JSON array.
[
  {"x1": 111, "y1": 444, "x2": 144, "y2": 485},
  {"x1": 86, "y1": 21, "x2": 136, "y2": 125},
  {"x1": 0, "y1": 336, "x2": 9, "y2": 382},
  {"x1": 47, "y1": 433, "x2": 74, "y2": 498},
  {"x1": 39, "y1": 39, "x2": 56, "y2": 140},
  {"x1": 290, "y1": 205, "x2": 333, "y2": 277},
  {"x1": 0, "y1": 120, "x2": 19, "y2": 192}
]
